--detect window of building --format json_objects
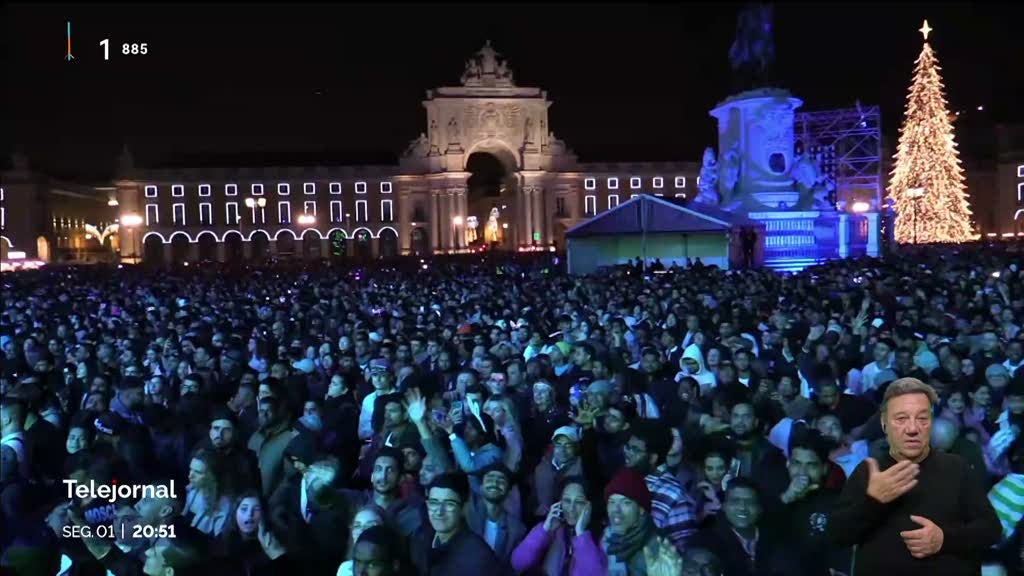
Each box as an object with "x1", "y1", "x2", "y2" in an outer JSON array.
[
  {"x1": 199, "y1": 184, "x2": 211, "y2": 197},
  {"x1": 330, "y1": 201, "x2": 343, "y2": 222},
  {"x1": 145, "y1": 185, "x2": 158, "y2": 198},
  {"x1": 279, "y1": 201, "x2": 291, "y2": 223},
  {"x1": 225, "y1": 202, "x2": 240, "y2": 225},
  {"x1": 556, "y1": 197, "x2": 567, "y2": 217},
  {"x1": 225, "y1": 184, "x2": 238, "y2": 196},
  {"x1": 381, "y1": 181, "x2": 393, "y2": 194},
  {"x1": 278, "y1": 183, "x2": 290, "y2": 196},
  {"x1": 630, "y1": 177, "x2": 641, "y2": 189},
  {"x1": 607, "y1": 177, "x2": 619, "y2": 189},
  {"x1": 199, "y1": 203, "x2": 212, "y2": 224},
  {"x1": 251, "y1": 204, "x2": 265, "y2": 224},
  {"x1": 304, "y1": 201, "x2": 317, "y2": 215},
  {"x1": 356, "y1": 181, "x2": 367, "y2": 194},
  {"x1": 173, "y1": 203, "x2": 185, "y2": 225},
  {"x1": 304, "y1": 182, "x2": 316, "y2": 195},
  {"x1": 381, "y1": 199, "x2": 393, "y2": 222},
  {"x1": 608, "y1": 194, "x2": 620, "y2": 209},
  {"x1": 584, "y1": 195, "x2": 596, "y2": 215},
  {"x1": 675, "y1": 193, "x2": 686, "y2": 199},
  {"x1": 1018, "y1": 165, "x2": 1024, "y2": 178},
  {"x1": 146, "y1": 204, "x2": 159, "y2": 225},
  {"x1": 674, "y1": 176, "x2": 686, "y2": 188},
  {"x1": 329, "y1": 182, "x2": 342, "y2": 195},
  {"x1": 172, "y1": 185, "x2": 184, "y2": 197},
  {"x1": 1019, "y1": 182, "x2": 1024, "y2": 206},
  {"x1": 584, "y1": 178, "x2": 596, "y2": 190},
  {"x1": 356, "y1": 200, "x2": 368, "y2": 221},
  {"x1": 252, "y1": 184, "x2": 264, "y2": 195},
  {"x1": 630, "y1": 194, "x2": 639, "y2": 199},
  {"x1": 653, "y1": 177, "x2": 664, "y2": 189}
]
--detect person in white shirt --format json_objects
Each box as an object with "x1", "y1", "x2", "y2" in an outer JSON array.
[
  {"x1": 359, "y1": 359, "x2": 396, "y2": 441},
  {"x1": 859, "y1": 338, "x2": 895, "y2": 395},
  {"x1": 0, "y1": 399, "x2": 29, "y2": 479}
]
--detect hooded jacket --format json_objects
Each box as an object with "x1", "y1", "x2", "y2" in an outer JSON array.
[{"x1": 679, "y1": 344, "x2": 717, "y2": 395}]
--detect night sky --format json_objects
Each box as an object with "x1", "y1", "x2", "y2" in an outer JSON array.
[{"x1": 3, "y1": 3, "x2": 1021, "y2": 181}]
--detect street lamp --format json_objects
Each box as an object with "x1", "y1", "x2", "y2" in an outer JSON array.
[
  {"x1": 245, "y1": 197, "x2": 267, "y2": 223},
  {"x1": 120, "y1": 213, "x2": 143, "y2": 264},
  {"x1": 297, "y1": 214, "x2": 316, "y2": 226},
  {"x1": 906, "y1": 187, "x2": 925, "y2": 244}
]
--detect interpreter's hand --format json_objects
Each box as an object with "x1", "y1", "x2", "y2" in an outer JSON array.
[
  {"x1": 575, "y1": 501, "x2": 592, "y2": 535},
  {"x1": 864, "y1": 458, "x2": 919, "y2": 503},
  {"x1": 900, "y1": 514, "x2": 944, "y2": 558},
  {"x1": 405, "y1": 389, "x2": 427, "y2": 425},
  {"x1": 543, "y1": 502, "x2": 564, "y2": 533},
  {"x1": 643, "y1": 536, "x2": 683, "y2": 576}
]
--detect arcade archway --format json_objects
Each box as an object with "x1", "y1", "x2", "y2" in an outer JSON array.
[
  {"x1": 465, "y1": 147, "x2": 517, "y2": 250},
  {"x1": 379, "y1": 228, "x2": 399, "y2": 258}
]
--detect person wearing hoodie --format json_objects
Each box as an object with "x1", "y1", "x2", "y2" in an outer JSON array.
[{"x1": 679, "y1": 344, "x2": 717, "y2": 396}]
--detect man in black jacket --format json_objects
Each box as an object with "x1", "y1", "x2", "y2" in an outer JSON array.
[
  {"x1": 411, "y1": 472, "x2": 502, "y2": 576},
  {"x1": 827, "y1": 378, "x2": 1000, "y2": 575}
]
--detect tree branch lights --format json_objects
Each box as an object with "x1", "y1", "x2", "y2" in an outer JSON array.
[{"x1": 889, "y1": 21, "x2": 977, "y2": 244}]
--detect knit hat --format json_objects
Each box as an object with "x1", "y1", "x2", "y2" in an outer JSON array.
[{"x1": 604, "y1": 468, "x2": 652, "y2": 513}]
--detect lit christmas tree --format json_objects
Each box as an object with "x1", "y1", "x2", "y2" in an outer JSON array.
[{"x1": 890, "y1": 20, "x2": 977, "y2": 244}]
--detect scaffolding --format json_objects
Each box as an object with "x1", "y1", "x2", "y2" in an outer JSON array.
[{"x1": 795, "y1": 105, "x2": 883, "y2": 207}]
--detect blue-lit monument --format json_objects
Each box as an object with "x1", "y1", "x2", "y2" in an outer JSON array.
[{"x1": 694, "y1": 5, "x2": 855, "y2": 271}]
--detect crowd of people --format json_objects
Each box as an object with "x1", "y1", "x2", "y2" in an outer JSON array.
[{"x1": 0, "y1": 243, "x2": 1021, "y2": 576}]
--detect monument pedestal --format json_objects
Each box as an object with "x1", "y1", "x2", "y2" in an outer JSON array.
[{"x1": 746, "y1": 210, "x2": 841, "y2": 272}]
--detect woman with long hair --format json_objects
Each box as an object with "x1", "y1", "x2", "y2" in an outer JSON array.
[
  {"x1": 336, "y1": 504, "x2": 386, "y2": 576},
  {"x1": 183, "y1": 448, "x2": 234, "y2": 537},
  {"x1": 211, "y1": 491, "x2": 288, "y2": 575}
]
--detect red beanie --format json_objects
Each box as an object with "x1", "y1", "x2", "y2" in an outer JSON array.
[{"x1": 604, "y1": 468, "x2": 652, "y2": 513}]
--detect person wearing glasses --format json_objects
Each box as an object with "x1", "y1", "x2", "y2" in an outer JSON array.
[{"x1": 411, "y1": 472, "x2": 501, "y2": 575}]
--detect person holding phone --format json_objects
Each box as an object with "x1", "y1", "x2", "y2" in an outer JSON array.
[{"x1": 511, "y1": 477, "x2": 604, "y2": 576}]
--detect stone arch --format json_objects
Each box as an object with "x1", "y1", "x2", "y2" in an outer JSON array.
[
  {"x1": 223, "y1": 230, "x2": 244, "y2": 262},
  {"x1": 143, "y1": 233, "x2": 164, "y2": 264},
  {"x1": 170, "y1": 233, "x2": 191, "y2": 263},
  {"x1": 378, "y1": 227, "x2": 399, "y2": 258},
  {"x1": 36, "y1": 236, "x2": 51, "y2": 262},
  {"x1": 352, "y1": 228, "x2": 373, "y2": 261},
  {"x1": 465, "y1": 142, "x2": 519, "y2": 250},
  {"x1": 249, "y1": 230, "x2": 270, "y2": 262},
  {"x1": 195, "y1": 231, "x2": 218, "y2": 262}
]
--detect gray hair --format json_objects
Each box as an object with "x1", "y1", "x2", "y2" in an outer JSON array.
[{"x1": 881, "y1": 378, "x2": 939, "y2": 414}]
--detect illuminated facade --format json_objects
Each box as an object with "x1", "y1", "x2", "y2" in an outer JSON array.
[
  {"x1": 0, "y1": 152, "x2": 118, "y2": 265},
  {"x1": 113, "y1": 43, "x2": 700, "y2": 264},
  {"x1": 3, "y1": 43, "x2": 883, "y2": 267}
]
